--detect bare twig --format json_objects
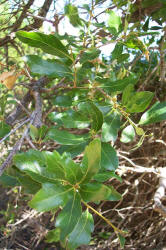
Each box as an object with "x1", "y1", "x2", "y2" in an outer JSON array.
[
  {"x1": 0, "y1": 117, "x2": 30, "y2": 144},
  {"x1": 153, "y1": 167, "x2": 166, "y2": 218},
  {"x1": 0, "y1": 111, "x2": 36, "y2": 176}
]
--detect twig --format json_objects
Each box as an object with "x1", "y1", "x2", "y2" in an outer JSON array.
[
  {"x1": 5, "y1": 76, "x2": 49, "y2": 126},
  {"x1": 31, "y1": 90, "x2": 42, "y2": 128},
  {"x1": 0, "y1": 117, "x2": 30, "y2": 144},
  {"x1": 118, "y1": 153, "x2": 158, "y2": 174},
  {"x1": 27, "y1": 12, "x2": 55, "y2": 24},
  {"x1": 25, "y1": 135, "x2": 37, "y2": 150},
  {"x1": 153, "y1": 167, "x2": 166, "y2": 218},
  {"x1": 0, "y1": 112, "x2": 36, "y2": 176}
]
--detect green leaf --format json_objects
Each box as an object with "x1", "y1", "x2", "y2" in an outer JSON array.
[
  {"x1": 45, "y1": 228, "x2": 60, "y2": 243},
  {"x1": 118, "y1": 233, "x2": 126, "y2": 248},
  {"x1": 117, "y1": 53, "x2": 129, "y2": 63},
  {"x1": 80, "y1": 139, "x2": 101, "y2": 183},
  {"x1": 38, "y1": 125, "x2": 48, "y2": 140},
  {"x1": 29, "y1": 183, "x2": 73, "y2": 212},
  {"x1": 52, "y1": 96, "x2": 72, "y2": 107},
  {"x1": 94, "y1": 171, "x2": 122, "y2": 182},
  {"x1": 101, "y1": 142, "x2": 118, "y2": 171},
  {"x1": 43, "y1": 151, "x2": 66, "y2": 180},
  {"x1": 14, "y1": 150, "x2": 63, "y2": 183},
  {"x1": 44, "y1": 150, "x2": 84, "y2": 185},
  {"x1": 125, "y1": 91, "x2": 154, "y2": 113},
  {"x1": 120, "y1": 125, "x2": 135, "y2": 143},
  {"x1": 67, "y1": 209, "x2": 94, "y2": 250},
  {"x1": 108, "y1": 10, "x2": 122, "y2": 33},
  {"x1": 55, "y1": 192, "x2": 82, "y2": 240},
  {"x1": 17, "y1": 173, "x2": 41, "y2": 194},
  {"x1": 65, "y1": 4, "x2": 82, "y2": 27},
  {"x1": 25, "y1": 55, "x2": 72, "y2": 78},
  {"x1": 78, "y1": 101, "x2": 103, "y2": 132},
  {"x1": 57, "y1": 143, "x2": 87, "y2": 159},
  {"x1": 48, "y1": 110, "x2": 89, "y2": 129},
  {"x1": 16, "y1": 31, "x2": 71, "y2": 60},
  {"x1": 102, "y1": 112, "x2": 120, "y2": 142},
  {"x1": 60, "y1": 153, "x2": 84, "y2": 184},
  {"x1": 80, "y1": 49, "x2": 101, "y2": 64},
  {"x1": 96, "y1": 74, "x2": 138, "y2": 93},
  {"x1": 142, "y1": 18, "x2": 150, "y2": 32},
  {"x1": 124, "y1": 36, "x2": 147, "y2": 53},
  {"x1": 29, "y1": 124, "x2": 38, "y2": 141},
  {"x1": 112, "y1": 43, "x2": 123, "y2": 60},
  {"x1": 0, "y1": 173, "x2": 19, "y2": 187},
  {"x1": 0, "y1": 122, "x2": 11, "y2": 139},
  {"x1": 108, "y1": 186, "x2": 122, "y2": 201},
  {"x1": 45, "y1": 128, "x2": 89, "y2": 145},
  {"x1": 80, "y1": 182, "x2": 114, "y2": 202},
  {"x1": 122, "y1": 84, "x2": 134, "y2": 106},
  {"x1": 139, "y1": 101, "x2": 166, "y2": 125}
]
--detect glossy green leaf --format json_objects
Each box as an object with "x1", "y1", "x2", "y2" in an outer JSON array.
[
  {"x1": 55, "y1": 192, "x2": 82, "y2": 240},
  {"x1": 25, "y1": 55, "x2": 72, "y2": 78},
  {"x1": 0, "y1": 122, "x2": 11, "y2": 139},
  {"x1": 45, "y1": 128, "x2": 89, "y2": 145},
  {"x1": 139, "y1": 101, "x2": 166, "y2": 125},
  {"x1": 65, "y1": 4, "x2": 82, "y2": 27},
  {"x1": 14, "y1": 150, "x2": 63, "y2": 183},
  {"x1": 42, "y1": 151, "x2": 66, "y2": 180},
  {"x1": 80, "y1": 182, "x2": 114, "y2": 202},
  {"x1": 94, "y1": 171, "x2": 122, "y2": 182},
  {"x1": 29, "y1": 183, "x2": 73, "y2": 212},
  {"x1": 96, "y1": 74, "x2": 138, "y2": 93},
  {"x1": 101, "y1": 142, "x2": 118, "y2": 171},
  {"x1": 67, "y1": 209, "x2": 94, "y2": 250},
  {"x1": 14, "y1": 150, "x2": 45, "y2": 170},
  {"x1": 80, "y1": 139, "x2": 101, "y2": 183},
  {"x1": 78, "y1": 101, "x2": 103, "y2": 132},
  {"x1": 48, "y1": 110, "x2": 89, "y2": 129},
  {"x1": 120, "y1": 125, "x2": 135, "y2": 143},
  {"x1": 57, "y1": 142, "x2": 87, "y2": 159},
  {"x1": 108, "y1": 10, "x2": 122, "y2": 33},
  {"x1": 44, "y1": 150, "x2": 83, "y2": 184},
  {"x1": 16, "y1": 31, "x2": 71, "y2": 60},
  {"x1": 102, "y1": 112, "x2": 120, "y2": 142},
  {"x1": 60, "y1": 153, "x2": 84, "y2": 184},
  {"x1": 125, "y1": 91, "x2": 154, "y2": 113}
]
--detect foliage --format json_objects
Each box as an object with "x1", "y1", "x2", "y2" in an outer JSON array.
[{"x1": 0, "y1": 0, "x2": 166, "y2": 249}]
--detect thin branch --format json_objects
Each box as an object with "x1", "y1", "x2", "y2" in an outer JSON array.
[
  {"x1": 0, "y1": 117, "x2": 30, "y2": 144},
  {"x1": 26, "y1": 12, "x2": 55, "y2": 24},
  {"x1": 0, "y1": 112, "x2": 36, "y2": 176},
  {"x1": 153, "y1": 167, "x2": 166, "y2": 218}
]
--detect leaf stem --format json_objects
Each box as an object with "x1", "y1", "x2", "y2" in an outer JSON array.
[{"x1": 82, "y1": 200, "x2": 125, "y2": 236}]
